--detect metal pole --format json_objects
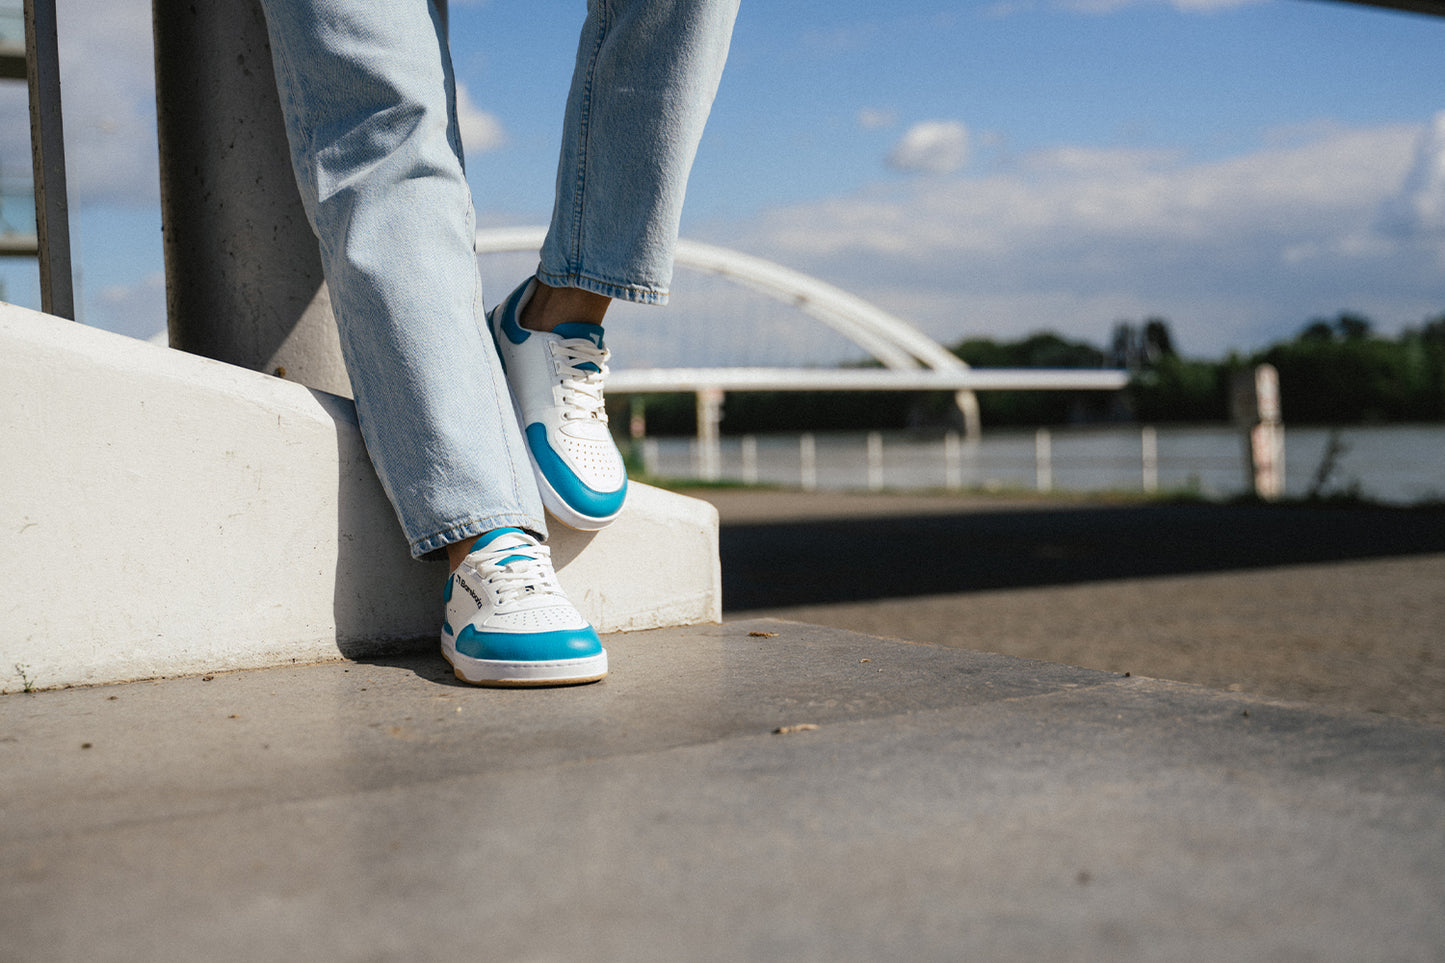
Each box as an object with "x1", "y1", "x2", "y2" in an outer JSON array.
[
  {"x1": 866, "y1": 431, "x2": 884, "y2": 491},
  {"x1": 695, "y1": 388, "x2": 723, "y2": 481},
  {"x1": 23, "y1": 0, "x2": 74, "y2": 319},
  {"x1": 1232, "y1": 364, "x2": 1284, "y2": 500},
  {"x1": 1035, "y1": 428, "x2": 1053, "y2": 493},
  {"x1": 944, "y1": 430, "x2": 962, "y2": 491},
  {"x1": 954, "y1": 389, "x2": 981, "y2": 443},
  {"x1": 1141, "y1": 425, "x2": 1159, "y2": 494}
]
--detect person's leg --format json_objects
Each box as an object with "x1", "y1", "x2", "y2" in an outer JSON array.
[
  {"x1": 490, "y1": 0, "x2": 740, "y2": 528},
  {"x1": 542, "y1": 0, "x2": 739, "y2": 302},
  {"x1": 259, "y1": 0, "x2": 605, "y2": 686},
  {"x1": 258, "y1": 0, "x2": 545, "y2": 560}
]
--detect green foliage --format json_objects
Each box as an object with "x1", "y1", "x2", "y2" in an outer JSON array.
[
  {"x1": 953, "y1": 331, "x2": 1118, "y2": 427},
  {"x1": 955, "y1": 331, "x2": 1105, "y2": 368},
  {"x1": 1130, "y1": 355, "x2": 1232, "y2": 423},
  {"x1": 1257, "y1": 312, "x2": 1445, "y2": 423},
  {"x1": 1124, "y1": 311, "x2": 1445, "y2": 424}
]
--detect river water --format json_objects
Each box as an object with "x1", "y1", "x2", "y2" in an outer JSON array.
[{"x1": 640, "y1": 423, "x2": 1445, "y2": 504}]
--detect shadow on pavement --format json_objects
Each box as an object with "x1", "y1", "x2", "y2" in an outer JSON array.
[{"x1": 721, "y1": 501, "x2": 1445, "y2": 611}]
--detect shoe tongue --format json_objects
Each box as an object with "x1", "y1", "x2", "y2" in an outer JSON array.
[
  {"x1": 552, "y1": 322, "x2": 605, "y2": 375},
  {"x1": 562, "y1": 419, "x2": 613, "y2": 441},
  {"x1": 470, "y1": 527, "x2": 533, "y2": 557},
  {"x1": 551, "y1": 321, "x2": 605, "y2": 350}
]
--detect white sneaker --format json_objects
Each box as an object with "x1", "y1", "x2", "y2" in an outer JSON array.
[
  {"x1": 487, "y1": 279, "x2": 628, "y2": 531},
  {"x1": 441, "y1": 528, "x2": 607, "y2": 687}
]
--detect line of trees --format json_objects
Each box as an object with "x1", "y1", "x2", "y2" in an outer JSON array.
[
  {"x1": 1131, "y1": 312, "x2": 1445, "y2": 425},
  {"x1": 618, "y1": 311, "x2": 1445, "y2": 435}
]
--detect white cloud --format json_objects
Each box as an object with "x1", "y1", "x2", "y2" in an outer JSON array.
[
  {"x1": 456, "y1": 82, "x2": 507, "y2": 155},
  {"x1": 715, "y1": 120, "x2": 1441, "y2": 356},
  {"x1": 1018, "y1": 145, "x2": 1185, "y2": 175},
  {"x1": 858, "y1": 108, "x2": 896, "y2": 131},
  {"x1": 1380, "y1": 110, "x2": 1445, "y2": 239},
  {"x1": 887, "y1": 121, "x2": 970, "y2": 175}
]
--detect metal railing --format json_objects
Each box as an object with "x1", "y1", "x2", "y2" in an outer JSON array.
[
  {"x1": 639, "y1": 426, "x2": 1258, "y2": 497},
  {"x1": 3, "y1": 0, "x2": 72, "y2": 315}
]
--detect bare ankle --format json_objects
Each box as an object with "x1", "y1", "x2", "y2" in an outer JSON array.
[
  {"x1": 445, "y1": 539, "x2": 473, "y2": 572},
  {"x1": 521, "y1": 280, "x2": 610, "y2": 333}
]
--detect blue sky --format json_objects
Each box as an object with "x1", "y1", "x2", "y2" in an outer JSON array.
[{"x1": 2, "y1": 0, "x2": 1443, "y2": 362}]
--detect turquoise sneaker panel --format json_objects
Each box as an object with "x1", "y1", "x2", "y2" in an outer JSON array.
[
  {"x1": 487, "y1": 280, "x2": 532, "y2": 375},
  {"x1": 525, "y1": 422, "x2": 628, "y2": 520},
  {"x1": 497, "y1": 292, "x2": 530, "y2": 346},
  {"x1": 454, "y1": 624, "x2": 603, "y2": 662}
]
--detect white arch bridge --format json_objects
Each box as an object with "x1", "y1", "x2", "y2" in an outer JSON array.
[{"x1": 476, "y1": 228, "x2": 1129, "y2": 446}]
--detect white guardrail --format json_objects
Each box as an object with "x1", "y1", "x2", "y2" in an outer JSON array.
[
  {"x1": 606, "y1": 367, "x2": 1130, "y2": 394},
  {"x1": 641, "y1": 427, "x2": 1171, "y2": 493}
]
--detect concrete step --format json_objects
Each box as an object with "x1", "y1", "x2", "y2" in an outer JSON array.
[{"x1": 1, "y1": 302, "x2": 719, "y2": 692}]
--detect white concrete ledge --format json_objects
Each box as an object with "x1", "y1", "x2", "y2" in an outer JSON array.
[{"x1": 1, "y1": 303, "x2": 720, "y2": 692}]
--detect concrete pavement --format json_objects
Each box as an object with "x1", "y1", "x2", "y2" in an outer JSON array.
[{"x1": 3, "y1": 619, "x2": 1442, "y2": 961}]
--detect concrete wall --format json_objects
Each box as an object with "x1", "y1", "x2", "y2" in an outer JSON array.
[{"x1": 1, "y1": 303, "x2": 720, "y2": 692}]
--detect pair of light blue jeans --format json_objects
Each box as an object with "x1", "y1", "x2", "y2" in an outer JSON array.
[{"x1": 259, "y1": 0, "x2": 738, "y2": 558}]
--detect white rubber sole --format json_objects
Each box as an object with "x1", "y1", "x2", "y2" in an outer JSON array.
[{"x1": 441, "y1": 635, "x2": 608, "y2": 688}]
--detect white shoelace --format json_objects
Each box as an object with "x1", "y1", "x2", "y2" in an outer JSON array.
[
  {"x1": 550, "y1": 338, "x2": 610, "y2": 423},
  {"x1": 478, "y1": 542, "x2": 562, "y2": 604}
]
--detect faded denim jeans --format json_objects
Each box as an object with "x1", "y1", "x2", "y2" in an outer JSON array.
[{"x1": 258, "y1": 0, "x2": 738, "y2": 558}]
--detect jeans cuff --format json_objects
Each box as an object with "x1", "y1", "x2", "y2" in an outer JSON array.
[
  {"x1": 534, "y1": 267, "x2": 670, "y2": 306},
  {"x1": 410, "y1": 511, "x2": 550, "y2": 561}
]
